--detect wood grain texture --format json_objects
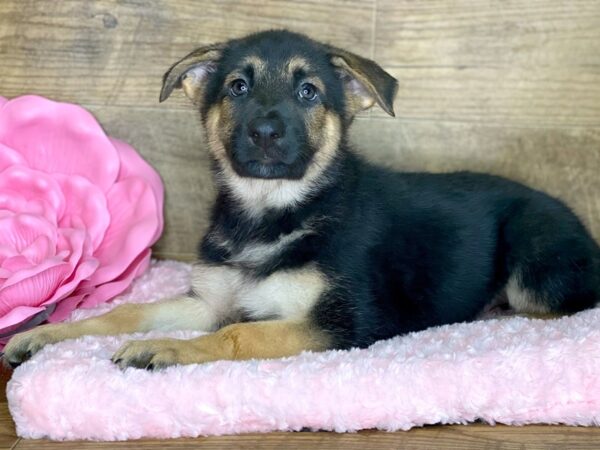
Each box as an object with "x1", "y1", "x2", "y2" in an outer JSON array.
[
  {"x1": 375, "y1": 0, "x2": 600, "y2": 66},
  {"x1": 86, "y1": 106, "x2": 600, "y2": 260},
  {"x1": 11, "y1": 425, "x2": 600, "y2": 450},
  {"x1": 0, "y1": 401, "x2": 19, "y2": 450},
  {"x1": 1, "y1": 0, "x2": 599, "y2": 260},
  {"x1": 374, "y1": 1, "x2": 600, "y2": 123},
  {"x1": 378, "y1": 66, "x2": 600, "y2": 126},
  {"x1": 350, "y1": 119, "x2": 600, "y2": 242},
  {"x1": 0, "y1": 0, "x2": 374, "y2": 110},
  {"x1": 88, "y1": 106, "x2": 213, "y2": 261}
]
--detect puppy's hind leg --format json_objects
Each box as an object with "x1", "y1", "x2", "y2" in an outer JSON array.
[{"x1": 503, "y1": 198, "x2": 600, "y2": 317}]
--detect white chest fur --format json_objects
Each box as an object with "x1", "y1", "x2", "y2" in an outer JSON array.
[{"x1": 190, "y1": 262, "x2": 327, "y2": 325}]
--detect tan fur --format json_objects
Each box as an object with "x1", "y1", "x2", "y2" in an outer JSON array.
[
  {"x1": 202, "y1": 55, "x2": 343, "y2": 218},
  {"x1": 5, "y1": 264, "x2": 328, "y2": 367},
  {"x1": 505, "y1": 273, "x2": 552, "y2": 314},
  {"x1": 175, "y1": 49, "x2": 221, "y2": 104},
  {"x1": 285, "y1": 56, "x2": 310, "y2": 76},
  {"x1": 112, "y1": 319, "x2": 329, "y2": 369},
  {"x1": 304, "y1": 110, "x2": 342, "y2": 184},
  {"x1": 2, "y1": 293, "x2": 229, "y2": 365},
  {"x1": 188, "y1": 263, "x2": 242, "y2": 323},
  {"x1": 205, "y1": 101, "x2": 233, "y2": 163},
  {"x1": 207, "y1": 109, "x2": 341, "y2": 218},
  {"x1": 241, "y1": 55, "x2": 266, "y2": 77},
  {"x1": 4, "y1": 304, "x2": 146, "y2": 359},
  {"x1": 181, "y1": 66, "x2": 212, "y2": 104},
  {"x1": 284, "y1": 57, "x2": 326, "y2": 91},
  {"x1": 196, "y1": 52, "x2": 345, "y2": 217}
]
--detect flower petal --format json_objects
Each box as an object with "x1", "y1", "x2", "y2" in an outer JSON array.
[
  {"x1": 21, "y1": 235, "x2": 54, "y2": 265},
  {"x1": 1, "y1": 255, "x2": 35, "y2": 274},
  {"x1": 0, "y1": 142, "x2": 27, "y2": 172},
  {"x1": 0, "y1": 165, "x2": 65, "y2": 224},
  {"x1": 82, "y1": 249, "x2": 150, "y2": 308},
  {"x1": 0, "y1": 96, "x2": 120, "y2": 192},
  {"x1": 42, "y1": 258, "x2": 98, "y2": 309},
  {"x1": 0, "y1": 213, "x2": 57, "y2": 256},
  {"x1": 40, "y1": 228, "x2": 99, "y2": 307},
  {"x1": 0, "y1": 261, "x2": 71, "y2": 316},
  {"x1": 0, "y1": 245, "x2": 18, "y2": 272},
  {"x1": 54, "y1": 174, "x2": 110, "y2": 251},
  {"x1": 50, "y1": 249, "x2": 150, "y2": 322},
  {"x1": 44, "y1": 293, "x2": 86, "y2": 327},
  {"x1": 86, "y1": 177, "x2": 160, "y2": 286},
  {"x1": 0, "y1": 305, "x2": 45, "y2": 336},
  {"x1": 0, "y1": 96, "x2": 164, "y2": 328},
  {"x1": 111, "y1": 137, "x2": 164, "y2": 242}
]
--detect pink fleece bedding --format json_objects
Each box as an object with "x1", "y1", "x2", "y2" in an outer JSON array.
[{"x1": 7, "y1": 260, "x2": 600, "y2": 440}]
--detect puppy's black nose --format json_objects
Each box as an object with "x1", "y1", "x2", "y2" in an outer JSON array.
[{"x1": 248, "y1": 117, "x2": 284, "y2": 150}]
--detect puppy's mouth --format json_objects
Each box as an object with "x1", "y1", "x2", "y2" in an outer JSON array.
[
  {"x1": 239, "y1": 159, "x2": 292, "y2": 179},
  {"x1": 228, "y1": 142, "x2": 304, "y2": 180}
]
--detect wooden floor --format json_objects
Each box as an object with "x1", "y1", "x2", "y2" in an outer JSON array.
[{"x1": 0, "y1": 365, "x2": 599, "y2": 450}]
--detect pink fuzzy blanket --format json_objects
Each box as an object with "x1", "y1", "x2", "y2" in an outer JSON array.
[{"x1": 7, "y1": 260, "x2": 600, "y2": 440}]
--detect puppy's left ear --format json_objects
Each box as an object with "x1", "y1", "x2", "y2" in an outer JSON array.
[
  {"x1": 326, "y1": 46, "x2": 398, "y2": 117},
  {"x1": 159, "y1": 44, "x2": 224, "y2": 103}
]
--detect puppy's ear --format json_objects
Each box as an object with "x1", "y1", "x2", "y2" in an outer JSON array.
[
  {"x1": 326, "y1": 46, "x2": 398, "y2": 117},
  {"x1": 159, "y1": 44, "x2": 224, "y2": 103}
]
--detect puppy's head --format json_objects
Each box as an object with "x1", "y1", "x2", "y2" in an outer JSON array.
[{"x1": 160, "y1": 31, "x2": 397, "y2": 184}]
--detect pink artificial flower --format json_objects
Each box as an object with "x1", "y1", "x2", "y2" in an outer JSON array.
[{"x1": 0, "y1": 95, "x2": 164, "y2": 343}]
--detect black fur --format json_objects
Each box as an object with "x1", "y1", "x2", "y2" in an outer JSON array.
[
  {"x1": 201, "y1": 150, "x2": 600, "y2": 349},
  {"x1": 181, "y1": 30, "x2": 600, "y2": 351}
]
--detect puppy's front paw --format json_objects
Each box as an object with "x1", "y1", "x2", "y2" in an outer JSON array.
[
  {"x1": 3, "y1": 326, "x2": 62, "y2": 368},
  {"x1": 112, "y1": 338, "x2": 194, "y2": 371}
]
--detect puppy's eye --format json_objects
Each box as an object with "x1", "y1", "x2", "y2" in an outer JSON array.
[
  {"x1": 299, "y1": 83, "x2": 318, "y2": 101},
  {"x1": 230, "y1": 79, "x2": 249, "y2": 97}
]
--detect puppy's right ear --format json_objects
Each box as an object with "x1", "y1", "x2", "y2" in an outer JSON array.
[{"x1": 159, "y1": 44, "x2": 224, "y2": 103}]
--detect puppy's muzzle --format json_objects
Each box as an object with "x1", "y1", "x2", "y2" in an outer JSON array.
[
  {"x1": 244, "y1": 116, "x2": 297, "y2": 166},
  {"x1": 248, "y1": 116, "x2": 285, "y2": 151}
]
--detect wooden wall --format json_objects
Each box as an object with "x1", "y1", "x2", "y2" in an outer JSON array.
[{"x1": 1, "y1": 0, "x2": 599, "y2": 261}]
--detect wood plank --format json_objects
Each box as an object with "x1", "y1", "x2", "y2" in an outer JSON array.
[
  {"x1": 350, "y1": 119, "x2": 600, "y2": 242},
  {"x1": 86, "y1": 105, "x2": 600, "y2": 260},
  {"x1": 372, "y1": 66, "x2": 600, "y2": 126},
  {"x1": 0, "y1": 367, "x2": 11, "y2": 404},
  {"x1": 0, "y1": 367, "x2": 19, "y2": 449},
  {"x1": 0, "y1": 0, "x2": 374, "y2": 110},
  {"x1": 375, "y1": 0, "x2": 600, "y2": 66},
  {"x1": 0, "y1": 401, "x2": 19, "y2": 450},
  {"x1": 373, "y1": 0, "x2": 600, "y2": 126},
  {"x1": 11, "y1": 425, "x2": 600, "y2": 450},
  {"x1": 88, "y1": 105, "x2": 213, "y2": 262}
]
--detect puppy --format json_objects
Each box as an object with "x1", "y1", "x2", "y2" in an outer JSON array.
[{"x1": 5, "y1": 30, "x2": 600, "y2": 370}]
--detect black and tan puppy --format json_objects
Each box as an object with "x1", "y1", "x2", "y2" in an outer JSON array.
[{"x1": 5, "y1": 30, "x2": 600, "y2": 369}]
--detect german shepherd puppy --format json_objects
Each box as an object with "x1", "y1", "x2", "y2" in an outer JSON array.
[{"x1": 5, "y1": 30, "x2": 600, "y2": 370}]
